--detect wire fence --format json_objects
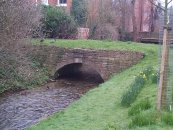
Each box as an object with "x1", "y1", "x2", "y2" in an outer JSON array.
[
  {"x1": 168, "y1": 5, "x2": 173, "y2": 110},
  {"x1": 158, "y1": 4, "x2": 173, "y2": 110}
]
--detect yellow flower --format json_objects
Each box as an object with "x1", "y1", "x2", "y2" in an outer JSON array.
[{"x1": 143, "y1": 74, "x2": 147, "y2": 79}]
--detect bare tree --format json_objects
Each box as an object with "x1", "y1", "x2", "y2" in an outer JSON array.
[
  {"x1": 131, "y1": 0, "x2": 138, "y2": 41},
  {"x1": 86, "y1": 0, "x2": 120, "y2": 40},
  {"x1": 87, "y1": 0, "x2": 158, "y2": 41},
  {"x1": 0, "y1": 0, "x2": 41, "y2": 49},
  {"x1": 115, "y1": 0, "x2": 131, "y2": 40}
]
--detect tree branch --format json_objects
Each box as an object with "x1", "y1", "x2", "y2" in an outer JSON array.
[
  {"x1": 149, "y1": 0, "x2": 165, "y2": 11},
  {"x1": 0, "y1": 0, "x2": 6, "y2": 5},
  {"x1": 168, "y1": 0, "x2": 173, "y2": 5}
]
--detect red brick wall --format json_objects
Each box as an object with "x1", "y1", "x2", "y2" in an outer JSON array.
[
  {"x1": 49, "y1": 0, "x2": 57, "y2": 6},
  {"x1": 66, "y1": 0, "x2": 72, "y2": 12},
  {"x1": 33, "y1": 0, "x2": 72, "y2": 12},
  {"x1": 134, "y1": 0, "x2": 154, "y2": 32}
]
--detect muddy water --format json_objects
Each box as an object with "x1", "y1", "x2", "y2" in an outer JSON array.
[{"x1": 0, "y1": 79, "x2": 98, "y2": 130}]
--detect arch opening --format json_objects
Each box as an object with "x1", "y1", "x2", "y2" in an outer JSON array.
[{"x1": 54, "y1": 63, "x2": 104, "y2": 84}]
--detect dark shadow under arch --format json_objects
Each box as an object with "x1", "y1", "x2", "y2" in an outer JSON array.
[{"x1": 54, "y1": 63, "x2": 104, "y2": 83}]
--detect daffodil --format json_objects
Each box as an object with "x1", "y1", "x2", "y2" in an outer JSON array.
[{"x1": 143, "y1": 74, "x2": 147, "y2": 80}]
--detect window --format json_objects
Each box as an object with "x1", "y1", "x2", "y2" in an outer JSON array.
[
  {"x1": 42, "y1": 0, "x2": 49, "y2": 5},
  {"x1": 57, "y1": 0, "x2": 67, "y2": 6}
]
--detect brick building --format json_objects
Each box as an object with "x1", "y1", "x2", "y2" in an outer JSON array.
[
  {"x1": 134, "y1": 0, "x2": 156, "y2": 32},
  {"x1": 33, "y1": 0, "x2": 157, "y2": 40},
  {"x1": 35, "y1": 0, "x2": 156, "y2": 33},
  {"x1": 124, "y1": 0, "x2": 157, "y2": 33},
  {"x1": 34, "y1": 0, "x2": 72, "y2": 12}
]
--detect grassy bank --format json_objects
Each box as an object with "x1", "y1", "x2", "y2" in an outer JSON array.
[
  {"x1": 33, "y1": 39, "x2": 157, "y2": 53},
  {"x1": 28, "y1": 40, "x2": 173, "y2": 130},
  {"x1": 0, "y1": 48, "x2": 49, "y2": 94}
]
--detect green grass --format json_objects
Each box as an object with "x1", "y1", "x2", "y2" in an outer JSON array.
[
  {"x1": 129, "y1": 110, "x2": 158, "y2": 127},
  {"x1": 32, "y1": 39, "x2": 156, "y2": 53},
  {"x1": 121, "y1": 67, "x2": 156, "y2": 107},
  {"x1": 161, "y1": 112, "x2": 173, "y2": 126},
  {"x1": 28, "y1": 39, "x2": 173, "y2": 130},
  {"x1": 128, "y1": 99, "x2": 152, "y2": 116},
  {"x1": 169, "y1": 45, "x2": 173, "y2": 101}
]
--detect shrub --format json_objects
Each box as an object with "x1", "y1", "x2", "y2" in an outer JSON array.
[
  {"x1": 118, "y1": 28, "x2": 133, "y2": 41},
  {"x1": 71, "y1": 0, "x2": 88, "y2": 27},
  {"x1": 129, "y1": 111, "x2": 157, "y2": 127},
  {"x1": 0, "y1": 67, "x2": 24, "y2": 93},
  {"x1": 41, "y1": 6, "x2": 77, "y2": 39},
  {"x1": 0, "y1": 49, "x2": 49, "y2": 93},
  {"x1": 90, "y1": 23, "x2": 119, "y2": 40},
  {"x1": 121, "y1": 67, "x2": 156, "y2": 107},
  {"x1": 0, "y1": 0, "x2": 41, "y2": 48},
  {"x1": 128, "y1": 99, "x2": 151, "y2": 116}
]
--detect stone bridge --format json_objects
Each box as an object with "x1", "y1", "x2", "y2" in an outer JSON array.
[{"x1": 28, "y1": 45, "x2": 144, "y2": 81}]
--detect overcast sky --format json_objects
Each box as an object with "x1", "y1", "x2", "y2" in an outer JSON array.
[{"x1": 159, "y1": 0, "x2": 173, "y2": 7}]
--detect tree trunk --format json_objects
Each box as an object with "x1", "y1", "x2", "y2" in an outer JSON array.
[{"x1": 132, "y1": 0, "x2": 138, "y2": 42}]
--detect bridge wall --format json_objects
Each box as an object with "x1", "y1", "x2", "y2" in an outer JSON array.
[{"x1": 23, "y1": 45, "x2": 144, "y2": 81}]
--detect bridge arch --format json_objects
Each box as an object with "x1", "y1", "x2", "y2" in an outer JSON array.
[{"x1": 54, "y1": 61, "x2": 104, "y2": 83}]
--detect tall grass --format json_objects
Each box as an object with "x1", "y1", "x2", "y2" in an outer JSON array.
[
  {"x1": 161, "y1": 112, "x2": 173, "y2": 126},
  {"x1": 129, "y1": 111, "x2": 158, "y2": 127},
  {"x1": 121, "y1": 67, "x2": 157, "y2": 107},
  {"x1": 128, "y1": 99, "x2": 151, "y2": 116}
]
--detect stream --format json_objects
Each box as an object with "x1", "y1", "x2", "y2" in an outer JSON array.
[{"x1": 0, "y1": 79, "x2": 98, "y2": 130}]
